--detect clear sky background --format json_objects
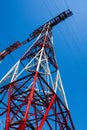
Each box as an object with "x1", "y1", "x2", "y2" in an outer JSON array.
[{"x1": 0, "y1": 0, "x2": 87, "y2": 129}]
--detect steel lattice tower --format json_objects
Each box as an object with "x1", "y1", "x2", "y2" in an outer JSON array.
[{"x1": 0, "y1": 10, "x2": 75, "y2": 130}]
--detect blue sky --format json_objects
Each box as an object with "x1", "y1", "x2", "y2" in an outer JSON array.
[{"x1": 0, "y1": 0, "x2": 87, "y2": 129}]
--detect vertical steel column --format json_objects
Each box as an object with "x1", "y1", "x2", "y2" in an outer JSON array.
[
  {"x1": 5, "y1": 84, "x2": 12, "y2": 130},
  {"x1": 18, "y1": 71, "x2": 38, "y2": 130},
  {"x1": 37, "y1": 94, "x2": 56, "y2": 130}
]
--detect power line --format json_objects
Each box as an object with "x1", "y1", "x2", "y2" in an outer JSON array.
[
  {"x1": 51, "y1": 0, "x2": 87, "y2": 84},
  {"x1": 72, "y1": 16, "x2": 87, "y2": 48},
  {"x1": 41, "y1": 0, "x2": 54, "y2": 17}
]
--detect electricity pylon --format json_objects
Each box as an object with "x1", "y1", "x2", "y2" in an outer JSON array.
[{"x1": 0, "y1": 10, "x2": 75, "y2": 130}]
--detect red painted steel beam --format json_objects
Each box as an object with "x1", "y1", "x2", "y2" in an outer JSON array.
[
  {"x1": 5, "y1": 84, "x2": 13, "y2": 130},
  {"x1": 18, "y1": 71, "x2": 38, "y2": 130},
  {"x1": 37, "y1": 94, "x2": 56, "y2": 130},
  {"x1": 11, "y1": 90, "x2": 32, "y2": 122}
]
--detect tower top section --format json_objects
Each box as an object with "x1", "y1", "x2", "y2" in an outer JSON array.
[
  {"x1": 0, "y1": 9, "x2": 73, "y2": 61},
  {"x1": 30, "y1": 9, "x2": 73, "y2": 40}
]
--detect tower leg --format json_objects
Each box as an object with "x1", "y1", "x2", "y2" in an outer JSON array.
[
  {"x1": 37, "y1": 94, "x2": 56, "y2": 130},
  {"x1": 5, "y1": 84, "x2": 12, "y2": 130},
  {"x1": 18, "y1": 71, "x2": 38, "y2": 130}
]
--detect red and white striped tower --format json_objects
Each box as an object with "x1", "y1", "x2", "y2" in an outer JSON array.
[{"x1": 0, "y1": 23, "x2": 75, "y2": 130}]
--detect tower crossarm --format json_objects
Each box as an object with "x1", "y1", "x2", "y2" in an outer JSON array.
[{"x1": 0, "y1": 9, "x2": 73, "y2": 61}]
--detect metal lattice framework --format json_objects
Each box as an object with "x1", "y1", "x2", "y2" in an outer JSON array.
[
  {"x1": 0, "y1": 24, "x2": 75, "y2": 130},
  {"x1": 0, "y1": 9, "x2": 73, "y2": 61}
]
